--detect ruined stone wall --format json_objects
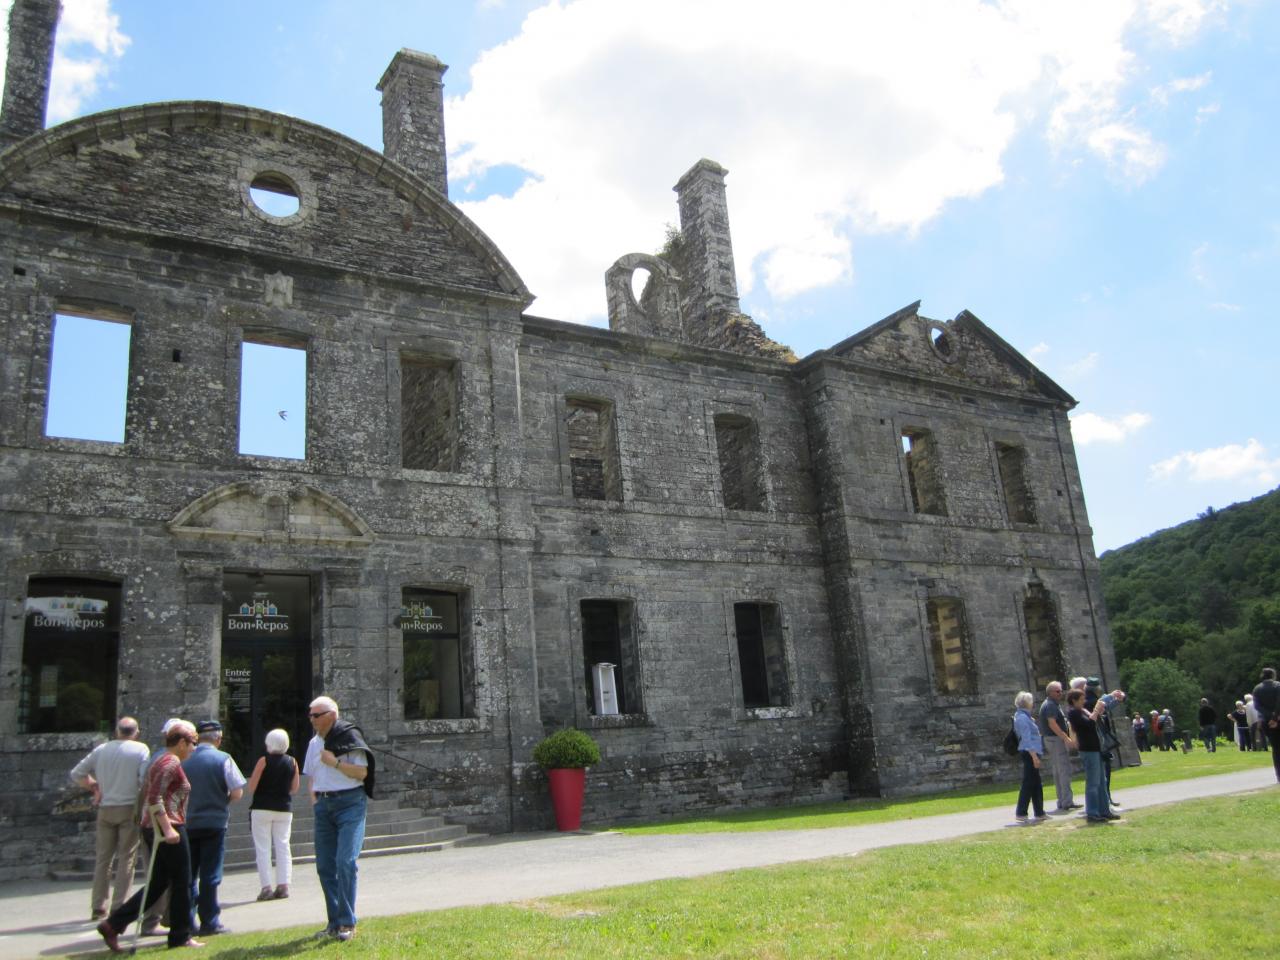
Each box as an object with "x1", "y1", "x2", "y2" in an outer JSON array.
[
  {"x1": 800, "y1": 344, "x2": 1114, "y2": 796},
  {"x1": 518, "y1": 321, "x2": 848, "y2": 824}
]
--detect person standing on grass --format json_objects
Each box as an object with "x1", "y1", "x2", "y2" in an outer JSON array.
[
  {"x1": 1244, "y1": 694, "x2": 1261, "y2": 751},
  {"x1": 1132, "y1": 713, "x2": 1148, "y2": 752},
  {"x1": 1159, "y1": 709, "x2": 1175, "y2": 751},
  {"x1": 1230, "y1": 701, "x2": 1250, "y2": 751},
  {"x1": 1197, "y1": 698, "x2": 1217, "y2": 753},
  {"x1": 1012, "y1": 691, "x2": 1047, "y2": 823},
  {"x1": 304, "y1": 696, "x2": 374, "y2": 943},
  {"x1": 69, "y1": 716, "x2": 150, "y2": 921},
  {"x1": 1038, "y1": 681, "x2": 1078, "y2": 813},
  {"x1": 1065, "y1": 688, "x2": 1118, "y2": 823},
  {"x1": 1250, "y1": 668, "x2": 1280, "y2": 782}
]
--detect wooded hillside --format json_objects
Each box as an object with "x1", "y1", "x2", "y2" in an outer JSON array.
[{"x1": 1099, "y1": 486, "x2": 1280, "y2": 731}]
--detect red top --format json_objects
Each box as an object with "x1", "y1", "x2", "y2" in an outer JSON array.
[{"x1": 141, "y1": 752, "x2": 190, "y2": 828}]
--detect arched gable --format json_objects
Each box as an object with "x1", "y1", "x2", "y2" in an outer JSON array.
[{"x1": 0, "y1": 102, "x2": 531, "y2": 305}]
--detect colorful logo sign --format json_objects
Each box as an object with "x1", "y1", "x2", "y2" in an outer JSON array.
[
  {"x1": 401, "y1": 600, "x2": 445, "y2": 634},
  {"x1": 226, "y1": 592, "x2": 290, "y2": 634},
  {"x1": 25, "y1": 595, "x2": 109, "y2": 631}
]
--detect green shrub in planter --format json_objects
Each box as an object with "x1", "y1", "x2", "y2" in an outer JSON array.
[{"x1": 532, "y1": 728, "x2": 601, "y2": 769}]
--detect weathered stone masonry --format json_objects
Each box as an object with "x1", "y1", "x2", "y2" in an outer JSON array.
[{"x1": 0, "y1": 2, "x2": 1119, "y2": 879}]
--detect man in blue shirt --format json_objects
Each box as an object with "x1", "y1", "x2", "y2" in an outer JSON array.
[{"x1": 182, "y1": 720, "x2": 245, "y2": 936}]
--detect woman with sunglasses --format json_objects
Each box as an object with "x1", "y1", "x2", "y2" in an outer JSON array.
[{"x1": 97, "y1": 719, "x2": 205, "y2": 952}]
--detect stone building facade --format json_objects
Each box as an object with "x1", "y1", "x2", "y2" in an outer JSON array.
[{"x1": 0, "y1": 1, "x2": 1118, "y2": 879}]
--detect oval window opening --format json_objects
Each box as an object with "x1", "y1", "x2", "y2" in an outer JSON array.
[{"x1": 249, "y1": 173, "x2": 301, "y2": 218}]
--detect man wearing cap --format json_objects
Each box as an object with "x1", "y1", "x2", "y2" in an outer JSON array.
[
  {"x1": 181, "y1": 720, "x2": 245, "y2": 936},
  {"x1": 69, "y1": 716, "x2": 150, "y2": 920}
]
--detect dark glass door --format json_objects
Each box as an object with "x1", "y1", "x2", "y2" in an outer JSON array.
[{"x1": 220, "y1": 573, "x2": 312, "y2": 772}]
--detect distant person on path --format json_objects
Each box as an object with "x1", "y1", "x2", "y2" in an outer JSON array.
[
  {"x1": 1012, "y1": 692, "x2": 1046, "y2": 823},
  {"x1": 1159, "y1": 709, "x2": 1175, "y2": 751},
  {"x1": 1249, "y1": 668, "x2": 1279, "y2": 782},
  {"x1": 1230, "y1": 701, "x2": 1250, "y2": 751},
  {"x1": 1065, "y1": 689, "x2": 1118, "y2": 823},
  {"x1": 1132, "y1": 713, "x2": 1149, "y2": 752},
  {"x1": 304, "y1": 696, "x2": 375, "y2": 942},
  {"x1": 246, "y1": 727, "x2": 300, "y2": 901},
  {"x1": 182, "y1": 720, "x2": 246, "y2": 937},
  {"x1": 1038, "y1": 681, "x2": 1078, "y2": 813},
  {"x1": 1197, "y1": 699, "x2": 1217, "y2": 752},
  {"x1": 70, "y1": 716, "x2": 150, "y2": 920},
  {"x1": 1150, "y1": 710, "x2": 1163, "y2": 751},
  {"x1": 96, "y1": 720, "x2": 203, "y2": 952}
]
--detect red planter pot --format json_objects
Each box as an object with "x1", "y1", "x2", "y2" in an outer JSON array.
[{"x1": 547, "y1": 767, "x2": 586, "y2": 831}]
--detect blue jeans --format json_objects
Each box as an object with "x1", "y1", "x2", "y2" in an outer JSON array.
[
  {"x1": 314, "y1": 788, "x2": 367, "y2": 930},
  {"x1": 1200, "y1": 724, "x2": 1216, "y2": 751},
  {"x1": 1080, "y1": 751, "x2": 1111, "y2": 819},
  {"x1": 186, "y1": 827, "x2": 226, "y2": 931}
]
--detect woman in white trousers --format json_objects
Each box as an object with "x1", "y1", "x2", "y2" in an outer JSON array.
[{"x1": 245, "y1": 728, "x2": 300, "y2": 900}]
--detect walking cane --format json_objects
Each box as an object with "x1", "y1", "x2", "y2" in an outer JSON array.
[{"x1": 127, "y1": 803, "x2": 166, "y2": 956}]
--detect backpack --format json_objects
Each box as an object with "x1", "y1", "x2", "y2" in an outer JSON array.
[{"x1": 1002, "y1": 717, "x2": 1020, "y2": 756}]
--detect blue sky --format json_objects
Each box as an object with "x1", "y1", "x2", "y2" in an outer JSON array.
[{"x1": 5, "y1": 0, "x2": 1278, "y2": 553}]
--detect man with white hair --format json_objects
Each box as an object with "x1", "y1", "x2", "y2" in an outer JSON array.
[
  {"x1": 70, "y1": 716, "x2": 150, "y2": 919},
  {"x1": 1037, "y1": 681, "x2": 1078, "y2": 813},
  {"x1": 304, "y1": 696, "x2": 375, "y2": 942}
]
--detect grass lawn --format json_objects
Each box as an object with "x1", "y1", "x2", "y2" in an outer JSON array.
[
  {"x1": 614, "y1": 742, "x2": 1273, "y2": 835},
  {"x1": 174, "y1": 789, "x2": 1279, "y2": 959}
]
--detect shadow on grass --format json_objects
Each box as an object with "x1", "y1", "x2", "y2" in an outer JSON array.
[{"x1": 211, "y1": 934, "x2": 326, "y2": 958}]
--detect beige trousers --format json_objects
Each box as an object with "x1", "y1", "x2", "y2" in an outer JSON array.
[{"x1": 91, "y1": 804, "x2": 140, "y2": 914}]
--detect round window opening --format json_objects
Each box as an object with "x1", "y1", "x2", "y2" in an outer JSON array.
[
  {"x1": 248, "y1": 172, "x2": 301, "y2": 218},
  {"x1": 926, "y1": 322, "x2": 959, "y2": 362}
]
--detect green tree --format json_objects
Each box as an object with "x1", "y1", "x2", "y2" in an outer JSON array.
[
  {"x1": 1112, "y1": 619, "x2": 1202, "y2": 664},
  {"x1": 1122, "y1": 658, "x2": 1200, "y2": 734}
]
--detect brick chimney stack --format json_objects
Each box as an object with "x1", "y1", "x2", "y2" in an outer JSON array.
[
  {"x1": 0, "y1": 0, "x2": 62, "y2": 151},
  {"x1": 673, "y1": 159, "x2": 741, "y2": 320},
  {"x1": 377, "y1": 49, "x2": 449, "y2": 197}
]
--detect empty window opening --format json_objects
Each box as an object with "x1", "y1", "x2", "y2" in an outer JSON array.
[
  {"x1": 1024, "y1": 586, "x2": 1066, "y2": 693},
  {"x1": 401, "y1": 356, "x2": 458, "y2": 471},
  {"x1": 401, "y1": 588, "x2": 472, "y2": 720},
  {"x1": 239, "y1": 338, "x2": 306, "y2": 459},
  {"x1": 714, "y1": 414, "x2": 766, "y2": 511},
  {"x1": 248, "y1": 172, "x2": 301, "y2": 218},
  {"x1": 902, "y1": 428, "x2": 946, "y2": 516},
  {"x1": 581, "y1": 599, "x2": 641, "y2": 715},
  {"x1": 926, "y1": 597, "x2": 976, "y2": 696},
  {"x1": 734, "y1": 602, "x2": 790, "y2": 709},
  {"x1": 45, "y1": 313, "x2": 131, "y2": 443},
  {"x1": 630, "y1": 267, "x2": 652, "y2": 305},
  {"x1": 20, "y1": 577, "x2": 121, "y2": 734},
  {"x1": 996, "y1": 442, "x2": 1036, "y2": 524},
  {"x1": 930, "y1": 327, "x2": 950, "y2": 355},
  {"x1": 567, "y1": 398, "x2": 621, "y2": 501}
]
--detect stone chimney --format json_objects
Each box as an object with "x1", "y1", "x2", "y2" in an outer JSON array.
[
  {"x1": 0, "y1": 0, "x2": 62, "y2": 151},
  {"x1": 377, "y1": 49, "x2": 449, "y2": 196},
  {"x1": 673, "y1": 159, "x2": 740, "y2": 321}
]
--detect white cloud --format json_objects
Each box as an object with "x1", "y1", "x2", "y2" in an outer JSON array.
[
  {"x1": 1027, "y1": 342, "x2": 1050, "y2": 360},
  {"x1": 1150, "y1": 438, "x2": 1280, "y2": 485},
  {"x1": 0, "y1": 0, "x2": 130, "y2": 125},
  {"x1": 1071, "y1": 411, "x2": 1152, "y2": 445},
  {"x1": 1066, "y1": 351, "x2": 1100, "y2": 377},
  {"x1": 1151, "y1": 70, "x2": 1212, "y2": 105},
  {"x1": 1142, "y1": 0, "x2": 1227, "y2": 45},
  {"x1": 447, "y1": 0, "x2": 1218, "y2": 322},
  {"x1": 1208, "y1": 301, "x2": 1241, "y2": 312},
  {"x1": 1190, "y1": 241, "x2": 1210, "y2": 284}
]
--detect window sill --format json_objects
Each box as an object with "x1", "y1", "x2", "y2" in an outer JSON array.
[
  {"x1": 585, "y1": 713, "x2": 651, "y2": 730},
  {"x1": 932, "y1": 693, "x2": 983, "y2": 708},
  {"x1": 2, "y1": 731, "x2": 107, "y2": 751},
  {"x1": 744, "y1": 705, "x2": 803, "y2": 720},
  {"x1": 391, "y1": 717, "x2": 490, "y2": 736}
]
